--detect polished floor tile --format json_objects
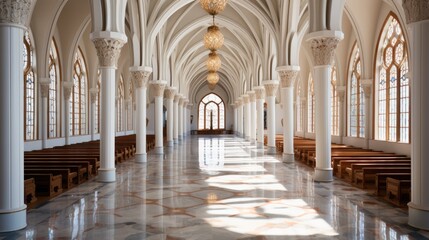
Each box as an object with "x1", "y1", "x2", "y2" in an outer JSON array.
[{"x1": 1, "y1": 135, "x2": 428, "y2": 240}]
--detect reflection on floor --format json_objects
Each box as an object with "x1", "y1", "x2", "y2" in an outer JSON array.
[{"x1": 1, "y1": 136, "x2": 429, "y2": 240}]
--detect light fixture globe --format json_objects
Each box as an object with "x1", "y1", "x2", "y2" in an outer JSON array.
[
  {"x1": 204, "y1": 25, "x2": 224, "y2": 51},
  {"x1": 207, "y1": 71, "x2": 219, "y2": 85},
  {"x1": 199, "y1": 0, "x2": 228, "y2": 15},
  {"x1": 206, "y1": 51, "x2": 221, "y2": 71}
]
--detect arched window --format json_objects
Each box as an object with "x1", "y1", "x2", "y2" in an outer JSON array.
[
  {"x1": 48, "y1": 39, "x2": 60, "y2": 138},
  {"x1": 117, "y1": 75, "x2": 124, "y2": 132},
  {"x1": 348, "y1": 44, "x2": 365, "y2": 138},
  {"x1": 296, "y1": 82, "x2": 303, "y2": 132},
  {"x1": 128, "y1": 81, "x2": 134, "y2": 131},
  {"x1": 198, "y1": 93, "x2": 225, "y2": 130},
  {"x1": 331, "y1": 64, "x2": 339, "y2": 135},
  {"x1": 307, "y1": 74, "x2": 315, "y2": 133},
  {"x1": 70, "y1": 47, "x2": 87, "y2": 136},
  {"x1": 24, "y1": 31, "x2": 37, "y2": 141},
  {"x1": 95, "y1": 70, "x2": 100, "y2": 134},
  {"x1": 376, "y1": 15, "x2": 409, "y2": 143}
]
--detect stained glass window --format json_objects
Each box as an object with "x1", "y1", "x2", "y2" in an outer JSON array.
[
  {"x1": 331, "y1": 64, "x2": 339, "y2": 135},
  {"x1": 117, "y1": 75, "x2": 124, "y2": 132},
  {"x1": 376, "y1": 16, "x2": 409, "y2": 143},
  {"x1": 95, "y1": 71, "x2": 100, "y2": 134},
  {"x1": 296, "y1": 83, "x2": 303, "y2": 132},
  {"x1": 24, "y1": 31, "x2": 37, "y2": 141},
  {"x1": 308, "y1": 74, "x2": 315, "y2": 133},
  {"x1": 70, "y1": 48, "x2": 87, "y2": 136},
  {"x1": 198, "y1": 93, "x2": 225, "y2": 130},
  {"x1": 349, "y1": 44, "x2": 365, "y2": 138},
  {"x1": 128, "y1": 81, "x2": 134, "y2": 131},
  {"x1": 48, "y1": 39, "x2": 60, "y2": 138}
]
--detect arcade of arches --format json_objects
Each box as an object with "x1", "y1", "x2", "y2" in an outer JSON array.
[{"x1": 1, "y1": 0, "x2": 429, "y2": 238}]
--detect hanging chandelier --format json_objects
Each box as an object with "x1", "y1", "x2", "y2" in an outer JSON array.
[
  {"x1": 206, "y1": 51, "x2": 221, "y2": 71},
  {"x1": 204, "y1": 25, "x2": 224, "y2": 51},
  {"x1": 199, "y1": 0, "x2": 228, "y2": 15},
  {"x1": 207, "y1": 71, "x2": 219, "y2": 85}
]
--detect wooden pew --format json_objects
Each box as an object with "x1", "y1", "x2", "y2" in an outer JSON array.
[
  {"x1": 331, "y1": 156, "x2": 409, "y2": 175},
  {"x1": 375, "y1": 173, "x2": 411, "y2": 196},
  {"x1": 347, "y1": 163, "x2": 411, "y2": 184},
  {"x1": 385, "y1": 177, "x2": 411, "y2": 206},
  {"x1": 337, "y1": 159, "x2": 411, "y2": 179},
  {"x1": 24, "y1": 173, "x2": 62, "y2": 197},
  {"x1": 24, "y1": 178, "x2": 37, "y2": 204},
  {"x1": 354, "y1": 167, "x2": 411, "y2": 189},
  {"x1": 25, "y1": 156, "x2": 99, "y2": 174},
  {"x1": 24, "y1": 160, "x2": 92, "y2": 179},
  {"x1": 24, "y1": 168, "x2": 77, "y2": 189}
]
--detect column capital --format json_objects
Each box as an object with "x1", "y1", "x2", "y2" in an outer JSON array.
[
  {"x1": 187, "y1": 103, "x2": 193, "y2": 109},
  {"x1": 276, "y1": 65, "x2": 300, "y2": 88},
  {"x1": 39, "y1": 78, "x2": 51, "y2": 98},
  {"x1": 248, "y1": 91, "x2": 256, "y2": 102},
  {"x1": 403, "y1": 0, "x2": 429, "y2": 24},
  {"x1": 164, "y1": 86, "x2": 177, "y2": 100},
  {"x1": 130, "y1": 66, "x2": 152, "y2": 89},
  {"x1": 174, "y1": 94, "x2": 181, "y2": 103},
  {"x1": 150, "y1": 80, "x2": 167, "y2": 97},
  {"x1": 237, "y1": 97, "x2": 242, "y2": 106},
  {"x1": 89, "y1": 88, "x2": 99, "y2": 104},
  {"x1": 361, "y1": 79, "x2": 372, "y2": 99},
  {"x1": 242, "y1": 94, "x2": 249, "y2": 104},
  {"x1": 0, "y1": 0, "x2": 36, "y2": 28},
  {"x1": 336, "y1": 86, "x2": 346, "y2": 103},
  {"x1": 63, "y1": 81, "x2": 74, "y2": 100},
  {"x1": 254, "y1": 86, "x2": 266, "y2": 100},
  {"x1": 262, "y1": 80, "x2": 279, "y2": 97},
  {"x1": 183, "y1": 99, "x2": 189, "y2": 107},
  {"x1": 306, "y1": 31, "x2": 343, "y2": 66},
  {"x1": 91, "y1": 32, "x2": 127, "y2": 68}
]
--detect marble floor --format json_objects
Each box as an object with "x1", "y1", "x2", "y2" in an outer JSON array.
[{"x1": 1, "y1": 135, "x2": 428, "y2": 240}]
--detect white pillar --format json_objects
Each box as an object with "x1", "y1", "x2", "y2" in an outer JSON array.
[
  {"x1": 89, "y1": 88, "x2": 98, "y2": 141},
  {"x1": 178, "y1": 96, "x2": 184, "y2": 141},
  {"x1": 237, "y1": 98, "x2": 243, "y2": 137},
  {"x1": 263, "y1": 80, "x2": 279, "y2": 154},
  {"x1": 336, "y1": 86, "x2": 346, "y2": 144},
  {"x1": 0, "y1": 0, "x2": 36, "y2": 231},
  {"x1": 306, "y1": 31, "x2": 343, "y2": 182},
  {"x1": 63, "y1": 82, "x2": 73, "y2": 145},
  {"x1": 248, "y1": 91, "x2": 257, "y2": 144},
  {"x1": 277, "y1": 66, "x2": 300, "y2": 162},
  {"x1": 255, "y1": 86, "x2": 265, "y2": 149},
  {"x1": 164, "y1": 87, "x2": 176, "y2": 147},
  {"x1": 232, "y1": 104, "x2": 237, "y2": 134},
  {"x1": 130, "y1": 66, "x2": 151, "y2": 162},
  {"x1": 183, "y1": 99, "x2": 189, "y2": 137},
  {"x1": 361, "y1": 80, "x2": 372, "y2": 149},
  {"x1": 242, "y1": 94, "x2": 250, "y2": 141},
  {"x1": 403, "y1": 3, "x2": 429, "y2": 230},
  {"x1": 173, "y1": 95, "x2": 180, "y2": 144},
  {"x1": 151, "y1": 80, "x2": 167, "y2": 154},
  {"x1": 91, "y1": 32, "x2": 127, "y2": 182},
  {"x1": 39, "y1": 78, "x2": 50, "y2": 148}
]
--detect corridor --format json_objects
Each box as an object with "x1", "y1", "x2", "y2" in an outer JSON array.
[{"x1": 1, "y1": 136, "x2": 426, "y2": 240}]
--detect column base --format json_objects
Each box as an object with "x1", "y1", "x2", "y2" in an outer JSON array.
[
  {"x1": 282, "y1": 153, "x2": 295, "y2": 163},
  {"x1": 0, "y1": 206, "x2": 27, "y2": 232},
  {"x1": 257, "y1": 142, "x2": 264, "y2": 149},
  {"x1": 313, "y1": 168, "x2": 333, "y2": 182},
  {"x1": 250, "y1": 139, "x2": 256, "y2": 145},
  {"x1": 174, "y1": 138, "x2": 178, "y2": 144},
  {"x1": 167, "y1": 141, "x2": 174, "y2": 147},
  {"x1": 267, "y1": 146, "x2": 276, "y2": 155},
  {"x1": 245, "y1": 136, "x2": 250, "y2": 141},
  {"x1": 178, "y1": 135, "x2": 183, "y2": 142},
  {"x1": 98, "y1": 168, "x2": 116, "y2": 182},
  {"x1": 408, "y1": 203, "x2": 429, "y2": 230},
  {"x1": 135, "y1": 153, "x2": 147, "y2": 163},
  {"x1": 154, "y1": 147, "x2": 164, "y2": 155}
]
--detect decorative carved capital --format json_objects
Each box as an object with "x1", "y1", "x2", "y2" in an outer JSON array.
[
  {"x1": 242, "y1": 94, "x2": 249, "y2": 104},
  {"x1": 336, "y1": 86, "x2": 346, "y2": 103},
  {"x1": 164, "y1": 87, "x2": 176, "y2": 100},
  {"x1": 361, "y1": 79, "x2": 372, "y2": 99},
  {"x1": 310, "y1": 37, "x2": 340, "y2": 66},
  {"x1": 151, "y1": 81, "x2": 167, "y2": 97},
  {"x1": 254, "y1": 86, "x2": 265, "y2": 100},
  {"x1": 0, "y1": 0, "x2": 35, "y2": 27},
  {"x1": 403, "y1": 0, "x2": 429, "y2": 24},
  {"x1": 63, "y1": 81, "x2": 74, "y2": 100},
  {"x1": 248, "y1": 91, "x2": 256, "y2": 102},
  {"x1": 130, "y1": 67, "x2": 152, "y2": 89},
  {"x1": 236, "y1": 98, "x2": 242, "y2": 107},
  {"x1": 174, "y1": 94, "x2": 181, "y2": 103},
  {"x1": 89, "y1": 88, "x2": 98, "y2": 104},
  {"x1": 262, "y1": 80, "x2": 279, "y2": 97},
  {"x1": 92, "y1": 38, "x2": 125, "y2": 68},
  {"x1": 39, "y1": 78, "x2": 51, "y2": 98},
  {"x1": 183, "y1": 99, "x2": 189, "y2": 107},
  {"x1": 277, "y1": 66, "x2": 300, "y2": 88}
]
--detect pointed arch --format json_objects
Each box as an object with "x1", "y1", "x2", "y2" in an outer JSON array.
[
  {"x1": 348, "y1": 43, "x2": 364, "y2": 138},
  {"x1": 24, "y1": 31, "x2": 37, "y2": 141},
  {"x1": 331, "y1": 62, "x2": 339, "y2": 136},
  {"x1": 117, "y1": 75, "x2": 125, "y2": 132},
  {"x1": 307, "y1": 73, "x2": 314, "y2": 133},
  {"x1": 198, "y1": 93, "x2": 225, "y2": 130},
  {"x1": 70, "y1": 47, "x2": 88, "y2": 136},
  {"x1": 48, "y1": 38, "x2": 61, "y2": 138}
]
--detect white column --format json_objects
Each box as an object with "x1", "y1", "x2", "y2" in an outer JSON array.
[
  {"x1": 237, "y1": 98, "x2": 243, "y2": 137},
  {"x1": 164, "y1": 87, "x2": 176, "y2": 147},
  {"x1": 255, "y1": 86, "x2": 265, "y2": 149},
  {"x1": 89, "y1": 88, "x2": 98, "y2": 141},
  {"x1": 178, "y1": 96, "x2": 184, "y2": 141},
  {"x1": 336, "y1": 86, "x2": 346, "y2": 144},
  {"x1": 39, "y1": 78, "x2": 50, "y2": 148},
  {"x1": 151, "y1": 80, "x2": 167, "y2": 154},
  {"x1": 306, "y1": 31, "x2": 343, "y2": 182},
  {"x1": 63, "y1": 81, "x2": 74, "y2": 145},
  {"x1": 183, "y1": 99, "x2": 189, "y2": 137},
  {"x1": 242, "y1": 94, "x2": 250, "y2": 141},
  {"x1": 232, "y1": 104, "x2": 237, "y2": 134},
  {"x1": 403, "y1": 2, "x2": 429, "y2": 230},
  {"x1": 248, "y1": 91, "x2": 257, "y2": 144},
  {"x1": 173, "y1": 95, "x2": 180, "y2": 144},
  {"x1": 0, "y1": 0, "x2": 36, "y2": 231},
  {"x1": 91, "y1": 32, "x2": 127, "y2": 182},
  {"x1": 277, "y1": 66, "x2": 300, "y2": 162},
  {"x1": 130, "y1": 66, "x2": 151, "y2": 162},
  {"x1": 361, "y1": 80, "x2": 372, "y2": 149},
  {"x1": 263, "y1": 80, "x2": 279, "y2": 154}
]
